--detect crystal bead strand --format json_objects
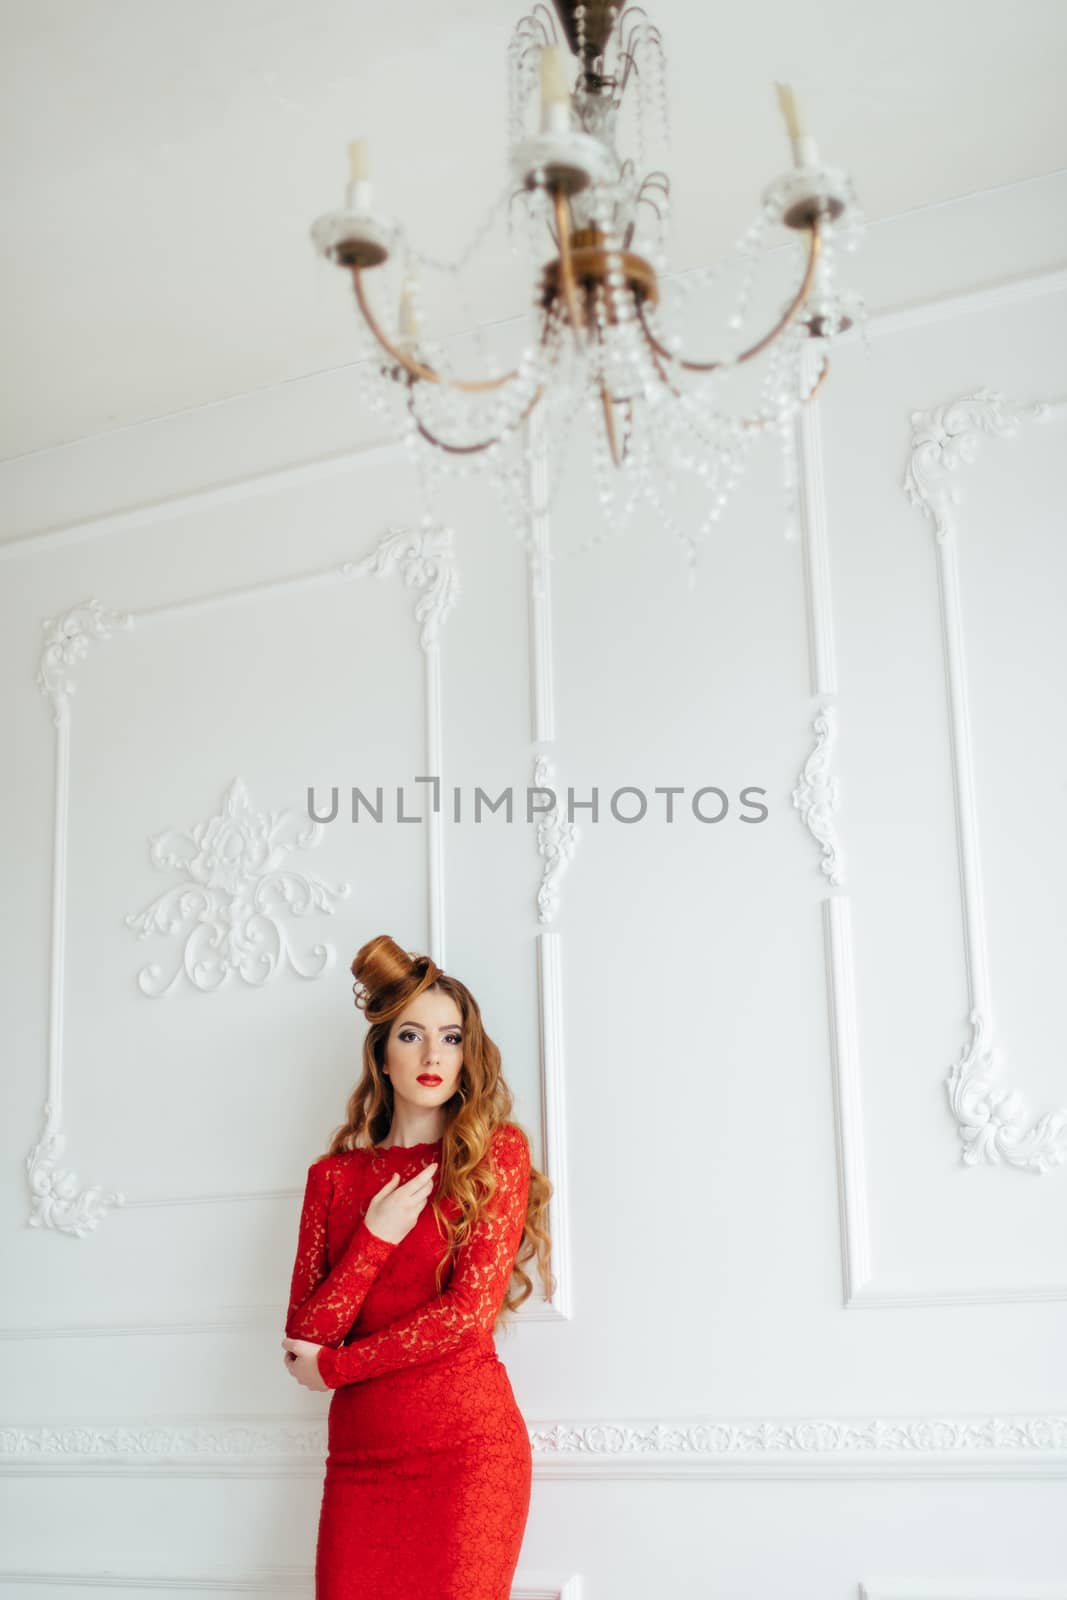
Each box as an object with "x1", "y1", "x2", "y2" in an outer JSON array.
[
  {"x1": 409, "y1": 185, "x2": 516, "y2": 375},
  {"x1": 726, "y1": 203, "x2": 776, "y2": 334}
]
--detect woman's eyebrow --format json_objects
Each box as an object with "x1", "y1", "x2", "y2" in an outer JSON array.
[{"x1": 397, "y1": 1021, "x2": 462, "y2": 1030}]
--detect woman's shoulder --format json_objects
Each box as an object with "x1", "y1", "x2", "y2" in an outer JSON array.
[
  {"x1": 307, "y1": 1147, "x2": 368, "y2": 1177},
  {"x1": 490, "y1": 1120, "x2": 531, "y2": 1167}
]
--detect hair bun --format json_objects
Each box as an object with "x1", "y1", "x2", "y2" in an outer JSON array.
[{"x1": 351, "y1": 935, "x2": 443, "y2": 1021}]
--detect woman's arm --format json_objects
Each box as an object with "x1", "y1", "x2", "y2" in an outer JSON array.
[
  {"x1": 285, "y1": 1160, "x2": 397, "y2": 1344},
  {"x1": 316, "y1": 1124, "x2": 531, "y2": 1388}
]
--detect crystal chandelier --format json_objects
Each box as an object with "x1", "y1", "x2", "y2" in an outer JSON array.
[{"x1": 310, "y1": 0, "x2": 864, "y2": 583}]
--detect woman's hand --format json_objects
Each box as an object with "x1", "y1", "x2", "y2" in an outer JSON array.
[
  {"x1": 363, "y1": 1160, "x2": 438, "y2": 1245},
  {"x1": 282, "y1": 1337, "x2": 330, "y2": 1391},
  {"x1": 280, "y1": 1160, "x2": 437, "y2": 1387}
]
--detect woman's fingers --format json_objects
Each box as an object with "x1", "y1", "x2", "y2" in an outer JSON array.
[{"x1": 397, "y1": 1164, "x2": 437, "y2": 1195}]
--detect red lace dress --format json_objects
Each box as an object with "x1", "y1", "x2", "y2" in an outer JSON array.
[{"x1": 285, "y1": 1120, "x2": 533, "y2": 1600}]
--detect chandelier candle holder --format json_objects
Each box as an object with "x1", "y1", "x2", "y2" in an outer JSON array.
[{"x1": 310, "y1": 1, "x2": 864, "y2": 582}]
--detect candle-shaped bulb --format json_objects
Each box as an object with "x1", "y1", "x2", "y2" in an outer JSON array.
[
  {"x1": 539, "y1": 45, "x2": 572, "y2": 132},
  {"x1": 345, "y1": 138, "x2": 373, "y2": 211},
  {"x1": 540, "y1": 45, "x2": 570, "y2": 106},
  {"x1": 347, "y1": 139, "x2": 369, "y2": 183},
  {"x1": 774, "y1": 83, "x2": 802, "y2": 141},
  {"x1": 774, "y1": 81, "x2": 819, "y2": 169}
]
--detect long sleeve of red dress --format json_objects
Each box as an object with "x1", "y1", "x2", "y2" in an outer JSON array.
[
  {"x1": 315, "y1": 1123, "x2": 531, "y2": 1390},
  {"x1": 285, "y1": 1159, "x2": 397, "y2": 1344}
]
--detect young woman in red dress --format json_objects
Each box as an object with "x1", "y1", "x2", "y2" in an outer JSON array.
[{"x1": 281, "y1": 933, "x2": 554, "y2": 1600}]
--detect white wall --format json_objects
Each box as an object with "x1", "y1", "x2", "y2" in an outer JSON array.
[{"x1": 1, "y1": 170, "x2": 1065, "y2": 1598}]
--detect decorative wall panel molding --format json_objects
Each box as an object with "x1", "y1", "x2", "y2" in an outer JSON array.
[
  {"x1": 795, "y1": 353, "x2": 838, "y2": 700},
  {"x1": 524, "y1": 412, "x2": 574, "y2": 1322},
  {"x1": 124, "y1": 776, "x2": 350, "y2": 996},
  {"x1": 28, "y1": 524, "x2": 455, "y2": 1238},
  {"x1": 19, "y1": 491, "x2": 571, "y2": 1326},
  {"x1": 534, "y1": 754, "x2": 579, "y2": 925},
  {"x1": 793, "y1": 271, "x2": 1067, "y2": 1301},
  {"x1": 2, "y1": 1413, "x2": 1062, "y2": 1480},
  {"x1": 860, "y1": 1585, "x2": 1067, "y2": 1600},
  {"x1": 904, "y1": 388, "x2": 1067, "y2": 1175},
  {"x1": 0, "y1": 1572, "x2": 311, "y2": 1596},
  {"x1": 0, "y1": 1566, "x2": 580, "y2": 1599},
  {"x1": 0, "y1": 1287, "x2": 561, "y2": 1338},
  {"x1": 535, "y1": 928, "x2": 572, "y2": 1320},
  {"x1": 792, "y1": 705, "x2": 846, "y2": 886}
]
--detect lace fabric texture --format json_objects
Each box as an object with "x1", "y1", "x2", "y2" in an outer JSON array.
[
  {"x1": 284, "y1": 1122, "x2": 534, "y2": 1599},
  {"x1": 285, "y1": 1121, "x2": 531, "y2": 1385},
  {"x1": 285, "y1": 1172, "x2": 397, "y2": 1347}
]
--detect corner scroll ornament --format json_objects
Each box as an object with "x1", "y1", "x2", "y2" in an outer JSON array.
[
  {"x1": 533, "y1": 755, "x2": 578, "y2": 924},
  {"x1": 340, "y1": 521, "x2": 458, "y2": 651},
  {"x1": 791, "y1": 705, "x2": 845, "y2": 886},
  {"x1": 124, "y1": 778, "x2": 351, "y2": 996},
  {"x1": 26, "y1": 1123, "x2": 127, "y2": 1237},
  {"x1": 903, "y1": 387, "x2": 1066, "y2": 542},
  {"x1": 37, "y1": 599, "x2": 134, "y2": 725},
  {"x1": 948, "y1": 1012, "x2": 1067, "y2": 1175}
]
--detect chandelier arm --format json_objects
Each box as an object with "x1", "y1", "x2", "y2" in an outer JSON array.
[
  {"x1": 590, "y1": 309, "x2": 628, "y2": 467},
  {"x1": 405, "y1": 385, "x2": 545, "y2": 455},
  {"x1": 638, "y1": 314, "x2": 831, "y2": 434},
  {"x1": 806, "y1": 352, "x2": 831, "y2": 402},
  {"x1": 552, "y1": 188, "x2": 585, "y2": 343},
  {"x1": 638, "y1": 318, "x2": 683, "y2": 396},
  {"x1": 599, "y1": 378, "x2": 625, "y2": 466},
  {"x1": 351, "y1": 268, "x2": 518, "y2": 394},
  {"x1": 640, "y1": 218, "x2": 823, "y2": 374},
  {"x1": 733, "y1": 348, "x2": 830, "y2": 430}
]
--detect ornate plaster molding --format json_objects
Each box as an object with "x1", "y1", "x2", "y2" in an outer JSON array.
[
  {"x1": 25, "y1": 1130, "x2": 126, "y2": 1240},
  {"x1": 2, "y1": 1413, "x2": 1063, "y2": 1479},
  {"x1": 339, "y1": 519, "x2": 459, "y2": 650},
  {"x1": 124, "y1": 777, "x2": 350, "y2": 996},
  {"x1": 533, "y1": 754, "x2": 579, "y2": 925},
  {"x1": 36, "y1": 598, "x2": 134, "y2": 726},
  {"x1": 792, "y1": 704, "x2": 846, "y2": 886},
  {"x1": 904, "y1": 388, "x2": 1065, "y2": 544},
  {"x1": 947, "y1": 1011, "x2": 1067, "y2": 1173}
]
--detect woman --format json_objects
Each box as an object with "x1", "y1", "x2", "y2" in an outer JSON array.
[{"x1": 281, "y1": 933, "x2": 554, "y2": 1600}]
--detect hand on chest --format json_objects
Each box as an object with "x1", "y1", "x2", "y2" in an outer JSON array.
[{"x1": 326, "y1": 1155, "x2": 459, "y2": 1263}]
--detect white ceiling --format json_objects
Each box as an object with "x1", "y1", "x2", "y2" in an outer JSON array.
[{"x1": 4, "y1": 0, "x2": 1066, "y2": 461}]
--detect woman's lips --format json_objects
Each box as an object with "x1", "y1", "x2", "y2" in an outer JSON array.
[{"x1": 417, "y1": 1074, "x2": 442, "y2": 1085}]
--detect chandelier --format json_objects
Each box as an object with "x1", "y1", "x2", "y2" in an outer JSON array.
[{"x1": 310, "y1": 0, "x2": 864, "y2": 583}]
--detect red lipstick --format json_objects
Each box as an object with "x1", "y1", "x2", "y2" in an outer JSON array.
[{"x1": 417, "y1": 1074, "x2": 442, "y2": 1085}]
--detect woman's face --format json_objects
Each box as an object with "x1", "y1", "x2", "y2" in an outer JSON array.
[{"x1": 384, "y1": 988, "x2": 465, "y2": 1109}]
